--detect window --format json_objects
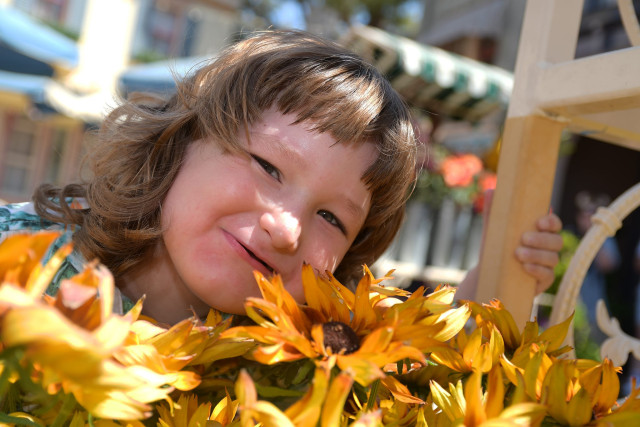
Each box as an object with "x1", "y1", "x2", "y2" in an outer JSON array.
[
  {"x1": 14, "y1": 0, "x2": 67, "y2": 24},
  {"x1": 44, "y1": 128, "x2": 67, "y2": 185},
  {"x1": 1, "y1": 117, "x2": 37, "y2": 195},
  {"x1": 146, "y1": 2, "x2": 178, "y2": 56}
]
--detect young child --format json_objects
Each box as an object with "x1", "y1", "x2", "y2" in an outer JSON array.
[{"x1": 0, "y1": 30, "x2": 562, "y2": 324}]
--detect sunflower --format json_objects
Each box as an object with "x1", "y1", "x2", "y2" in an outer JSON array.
[
  {"x1": 427, "y1": 369, "x2": 547, "y2": 426},
  {"x1": 155, "y1": 392, "x2": 238, "y2": 426},
  {"x1": 0, "y1": 233, "x2": 173, "y2": 420},
  {"x1": 222, "y1": 265, "x2": 468, "y2": 387},
  {"x1": 429, "y1": 323, "x2": 505, "y2": 374},
  {"x1": 235, "y1": 359, "x2": 356, "y2": 427},
  {"x1": 115, "y1": 309, "x2": 254, "y2": 394}
]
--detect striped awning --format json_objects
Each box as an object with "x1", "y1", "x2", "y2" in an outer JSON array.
[{"x1": 341, "y1": 26, "x2": 513, "y2": 122}]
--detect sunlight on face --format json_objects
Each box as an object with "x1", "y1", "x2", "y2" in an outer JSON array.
[{"x1": 154, "y1": 107, "x2": 377, "y2": 317}]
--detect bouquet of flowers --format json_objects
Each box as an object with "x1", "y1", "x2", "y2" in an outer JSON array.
[
  {"x1": 413, "y1": 145, "x2": 497, "y2": 212},
  {"x1": 1, "y1": 232, "x2": 640, "y2": 426}
]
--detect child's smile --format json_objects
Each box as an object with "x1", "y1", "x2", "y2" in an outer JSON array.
[
  {"x1": 156, "y1": 107, "x2": 377, "y2": 316},
  {"x1": 221, "y1": 229, "x2": 276, "y2": 276}
]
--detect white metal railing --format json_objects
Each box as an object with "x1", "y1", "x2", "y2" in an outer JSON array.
[
  {"x1": 550, "y1": 182, "x2": 640, "y2": 365},
  {"x1": 373, "y1": 199, "x2": 483, "y2": 287}
]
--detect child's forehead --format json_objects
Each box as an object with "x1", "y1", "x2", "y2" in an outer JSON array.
[{"x1": 247, "y1": 107, "x2": 371, "y2": 148}]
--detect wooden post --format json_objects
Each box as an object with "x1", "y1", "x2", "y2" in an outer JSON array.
[
  {"x1": 476, "y1": 115, "x2": 565, "y2": 327},
  {"x1": 474, "y1": 0, "x2": 583, "y2": 328}
]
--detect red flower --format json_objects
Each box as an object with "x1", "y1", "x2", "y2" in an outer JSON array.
[{"x1": 440, "y1": 154, "x2": 483, "y2": 188}]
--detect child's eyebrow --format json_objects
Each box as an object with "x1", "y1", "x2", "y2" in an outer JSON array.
[
  {"x1": 341, "y1": 196, "x2": 368, "y2": 227},
  {"x1": 251, "y1": 132, "x2": 300, "y2": 164},
  {"x1": 252, "y1": 132, "x2": 369, "y2": 229}
]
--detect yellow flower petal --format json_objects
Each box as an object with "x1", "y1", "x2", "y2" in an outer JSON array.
[
  {"x1": 523, "y1": 345, "x2": 546, "y2": 400},
  {"x1": 0, "y1": 232, "x2": 60, "y2": 289},
  {"x1": 471, "y1": 300, "x2": 521, "y2": 350},
  {"x1": 3, "y1": 305, "x2": 111, "y2": 356},
  {"x1": 471, "y1": 343, "x2": 493, "y2": 373},
  {"x1": 431, "y1": 346, "x2": 470, "y2": 373},
  {"x1": 250, "y1": 401, "x2": 295, "y2": 427},
  {"x1": 381, "y1": 375, "x2": 424, "y2": 404},
  {"x1": 74, "y1": 388, "x2": 152, "y2": 420},
  {"x1": 463, "y1": 371, "x2": 486, "y2": 426},
  {"x1": 358, "y1": 326, "x2": 393, "y2": 353},
  {"x1": 336, "y1": 355, "x2": 385, "y2": 387},
  {"x1": 581, "y1": 359, "x2": 621, "y2": 418},
  {"x1": 236, "y1": 369, "x2": 256, "y2": 408},
  {"x1": 0, "y1": 283, "x2": 39, "y2": 314},
  {"x1": 537, "y1": 313, "x2": 574, "y2": 352},
  {"x1": 301, "y1": 265, "x2": 338, "y2": 322},
  {"x1": 463, "y1": 329, "x2": 484, "y2": 366},
  {"x1": 285, "y1": 366, "x2": 329, "y2": 427},
  {"x1": 320, "y1": 372, "x2": 354, "y2": 427},
  {"x1": 351, "y1": 269, "x2": 378, "y2": 332},
  {"x1": 485, "y1": 366, "x2": 505, "y2": 418},
  {"x1": 189, "y1": 338, "x2": 256, "y2": 366},
  {"x1": 492, "y1": 402, "x2": 546, "y2": 426},
  {"x1": 94, "y1": 315, "x2": 136, "y2": 353},
  {"x1": 430, "y1": 304, "x2": 471, "y2": 342},
  {"x1": 429, "y1": 379, "x2": 464, "y2": 422},
  {"x1": 566, "y1": 387, "x2": 593, "y2": 427},
  {"x1": 254, "y1": 271, "x2": 312, "y2": 332},
  {"x1": 211, "y1": 392, "x2": 239, "y2": 425},
  {"x1": 543, "y1": 362, "x2": 573, "y2": 424},
  {"x1": 594, "y1": 410, "x2": 640, "y2": 426}
]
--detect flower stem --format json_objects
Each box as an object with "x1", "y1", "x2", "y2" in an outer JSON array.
[
  {"x1": 50, "y1": 393, "x2": 76, "y2": 427},
  {"x1": 0, "y1": 361, "x2": 12, "y2": 399},
  {"x1": 366, "y1": 379, "x2": 381, "y2": 410}
]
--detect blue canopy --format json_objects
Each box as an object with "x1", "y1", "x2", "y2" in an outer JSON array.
[
  {"x1": 0, "y1": 5, "x2": 78, "y2": 75},
  {"x1": 0, "y1": 70, "x2": 48, "y2": 99},
  {"x1": 118, "y1": 56, "x2": 211, "y2": 96},
  {"x1": 0, "y1": 69, "x2": 58, "y2": 114}
]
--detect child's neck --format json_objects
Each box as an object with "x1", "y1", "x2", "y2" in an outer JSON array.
[{"x1": 118, "y1": 240, "x2": 210, "y2": 325}]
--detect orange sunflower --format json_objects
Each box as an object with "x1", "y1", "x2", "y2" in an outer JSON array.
[
  {"x1": 222, "y1": 265, "x2": 469, "y2": 386},
  {"x1": 0, "y1": 233, "x2": 173, "y2": 419}
]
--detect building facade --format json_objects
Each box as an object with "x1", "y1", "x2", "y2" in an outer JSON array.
[{"x1": 0, "y1": 0, "x2": 239, "y2": 203}]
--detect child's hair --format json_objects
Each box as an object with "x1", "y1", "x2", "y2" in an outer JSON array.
[{"x1": 34, "y1": 29, "x2": 417, "y2": 286}]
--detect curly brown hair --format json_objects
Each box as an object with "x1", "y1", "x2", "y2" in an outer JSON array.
[{"x1": 34, "y1": 29, "x2": 417, "y2": 286}]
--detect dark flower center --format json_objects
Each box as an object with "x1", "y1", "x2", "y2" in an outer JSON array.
[{"x1": 322, "y1": 321, "x2": 360, "y2": 355}]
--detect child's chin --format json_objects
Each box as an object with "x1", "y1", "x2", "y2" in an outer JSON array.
[{"x1": 204, "y1": 295, "x2": 253, "y2": 316}]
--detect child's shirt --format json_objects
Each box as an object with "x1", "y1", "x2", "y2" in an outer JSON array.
[{"x1": 0, "y1": 201, "x2": 134, "y2": 314}]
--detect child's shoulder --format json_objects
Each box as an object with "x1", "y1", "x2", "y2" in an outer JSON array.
[
  {"x1": 0, "y1": 201, "x2": 59, "y2": 234},
  {"x1": 0, "y1": 200, "x2": 83, "y2": 278},
  {"x1": 0, "y1": 201, "x2": 90, "y2": 305}
]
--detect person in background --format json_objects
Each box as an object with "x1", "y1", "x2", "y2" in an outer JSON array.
[{"x1": 573, "y1": 191, "x2": 621, "y2": 344}]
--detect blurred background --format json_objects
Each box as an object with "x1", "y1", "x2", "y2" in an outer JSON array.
[{"x1": 1, "y1": 0, "x2": 640, "y2": 367}]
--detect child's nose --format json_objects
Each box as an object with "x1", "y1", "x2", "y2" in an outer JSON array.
[{"x1": 259, "y1": 209, "x2": 301, "y2": 251}]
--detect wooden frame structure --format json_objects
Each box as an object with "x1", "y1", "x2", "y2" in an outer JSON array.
[{"x1": 475, "y1": 0, "x2": 640, "y2": 328}]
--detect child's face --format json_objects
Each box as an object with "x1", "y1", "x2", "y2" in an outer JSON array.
[{"x1": 160, "y1": 107, "x2": 377, "y2": 314}]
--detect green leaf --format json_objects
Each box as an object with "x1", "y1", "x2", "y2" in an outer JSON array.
[
  {"x1": 0, "y1": 413, "x2": 43, "y2": 427},
  {"x1": 255, "y1": 384, "x2": 306, "y2": 398}
]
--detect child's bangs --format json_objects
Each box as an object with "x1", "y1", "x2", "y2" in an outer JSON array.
[{"x1": 273, "y1": 74, "x2": 386, "y2": 146}]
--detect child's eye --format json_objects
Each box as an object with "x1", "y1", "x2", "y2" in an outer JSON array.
[
  {"x1": 318, "y1": 210, "x2": 346, "y2": 234},
  {"x1": 252, "y1": 155, "x2": 281, "y2": 182}
]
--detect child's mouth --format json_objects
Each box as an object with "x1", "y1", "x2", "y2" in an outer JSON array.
[{"x1": 242, "y1": 244, "x2": 276, "y2": 275}]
